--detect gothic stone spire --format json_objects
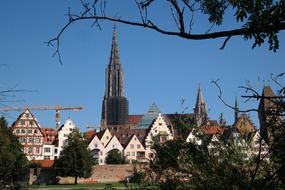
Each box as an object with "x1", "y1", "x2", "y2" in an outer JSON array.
[
  {"x1": 234, "y1": 97, "x2": 239, "y2": 122},
  {"x1": 101, "y1": 27, "x2": 129, "y2": 126},
  {"x1": 105, "y1": 26, "x2": 125, "y2": 97},
  {"x1": 194, "y1": 84, "x2": 207, "y2": 127}
]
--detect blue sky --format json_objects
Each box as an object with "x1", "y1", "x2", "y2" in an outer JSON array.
[{"x1": 0, "y1": 1, "x2": 284, "y2": 131}]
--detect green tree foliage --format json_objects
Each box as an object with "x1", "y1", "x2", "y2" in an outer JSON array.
[
  {"x1": 147, "y1": 131, "x2": 278, "y2": 189},
  {"x1": 146, "y1": 79, "x2": 285, "y2": 189},
  {"x1": 55, "y1": 128, "x2": 93, "y2": 184},
  {"x1": 105, "y1": 149, "x2": 125, "y2": 164},
  {"x1": 0, "y1": 116, "x2": 28, "y2": 187}
]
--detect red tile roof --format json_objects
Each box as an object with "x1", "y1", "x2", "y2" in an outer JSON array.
[
  {"x1": 30, "y1": 160, "x2": 55, "y2": 168},
  {"x1": 85, "y1": 130, "x2": 96, "y2": 142},
  {"x1": 41, "y1": 128, "x2": 57, "y2": 144},
  {"x1": 127, "y1": 115, "x2": 143, "y2": 125},
  {"x1": 202, "y1": 125, "x2": 224, "y2": 135}
]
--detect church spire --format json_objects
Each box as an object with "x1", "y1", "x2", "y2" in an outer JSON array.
[
  {"x1": 194, "y1": 84, "x2": 207, "y2": 127},
  {"x1": 109, "y1": 25, "x2": 120, "y2": 66},
  {"x1": 101, "y1": 27, "x2": 129, "y2": 127},
  {"x1": 234, "y1": 97, "x2": 239, "y2": 122},
  {"x1": 105, "y1": 26, "x2": 125, "y2": 97}
]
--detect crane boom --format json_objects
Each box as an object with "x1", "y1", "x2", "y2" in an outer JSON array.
[
  {"x1": 0, "y1": 105, "x2": 83, "y2": 129},
  {"x1": 0, "y1": 105, "x2": 83, "y2": 112}
]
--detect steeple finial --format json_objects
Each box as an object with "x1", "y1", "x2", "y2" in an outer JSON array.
[{"x1": 109, "y1": 25, "x2": 120, "y2": 66}]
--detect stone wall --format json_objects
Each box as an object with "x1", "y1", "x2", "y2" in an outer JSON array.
[
  {"x1": 30, "y1": 164, "x2": 144, "y2": 185},
  {"x1": 59, "y1": 164, "x2": 135, "y2": 184}
]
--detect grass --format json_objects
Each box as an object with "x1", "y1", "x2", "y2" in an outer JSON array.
[{"x1": 27, "y1": 182, "x2": 147, "y2": 189}]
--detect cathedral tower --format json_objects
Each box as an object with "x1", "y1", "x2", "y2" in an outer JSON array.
[
  {"x1": 194, "y1": 84, "x2": 207, "y2": 127},
  {"x1": 101, "y1": 27, "x2": 129, "y2": 127},
  {"x1": 258, "y1": 85, "x2": 277, "y2": 144}
]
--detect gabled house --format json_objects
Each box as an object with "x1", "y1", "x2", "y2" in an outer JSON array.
[
  {"x1": 145, "y1": 113, "x2": 174, "y2": 160},
  {"x1": 233, "y1": 114, "x2": 256, "y2": 137},
  {"x1": 56, "y1": 118, "x2": 76, "y2": 158},
  {"x1": 123, "y1": 135, "x2": 146, "y2": 163},
  {"x1": 97, "y1": 128, "x2": 112, "y2": 147},
  {"x1": 88, "y1": 135, "x2": 105, "y2": 165},
  {"x1": 104, "y1": 135, "x2": 124, "y2": 163},
  {"x1": 11, "y1": 109, "x2": 45, "y2": 160},
  {"x1": 249, "y1": 130, "x2": 269, "y2": 159},
  {"x1": 207, "y1": 134, "x2": 220, "y2": 150},
  {"x1": 186, "y1": 130, "x2": 202, "y2": 145}
]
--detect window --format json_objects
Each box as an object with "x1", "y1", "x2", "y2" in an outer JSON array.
[
  {"x1": 137, "y1": 144, "x2": 141, "y2": 149},
  {"x1": 28, "y1": 138, "x2": 33, "y2": 143},
  {"x1": 106, "y1": 136, "x2": 109, "y2": 140},
  {"x1": 54, "y1": 148, "x2": 58, "y2": 154},
  {"x1": 16, "y1": 129, "x2": 20, "y2": 134},
  {"x1": 20, "y1": 120, "x2": 25, "y2": 125},
  {"x1": 28, "y1": 147, "x2": 33, "y2": 154},
  {"x1": 127, "y1": 152, "x2": 130, "y2": 156},
  {"x1": 21, "y1": 129, "x2": 26, "y2": 133},
  {"x1": 95, "y1": 144, "x2": 98, "y2": 148},
  {"x1": 30, "y1": 121, "x2": 34, "y2": 126},
  {"x1": 100, "y1": 159, "x2": 103, "y2": 163},
  {"x1": 25, "y1": 113, "x2": 29, "y2": 118},
  {"x1": 44, "y1": 147, "x2": 51, "y2": 153},
  {"x1": 64, "y1": 134, "x2": 68, "y2": 137},
  {"x1": 35, "y1": 147, "x2": 40, "y2": 154},
  {"x1": 28, "y1": 129, "x2": 33, "y2": 134},
  {"x1": 35, "y1": 138, "x2": 41, "y2": 143},
  {"x1": 34, "y1": 130, "x2": 38, "y2": 134},
  {"x1": 130, "y1": 144, "x2": 134, "y2": 149},
  {"x1": 44, "y1": 156, "x2": 50, "y2": 160},
  {"x1": 100, "y1": 151, "x2": 103, "y2": 155},
  {"x1": 132, "y1": 152, "x2": 135, "y2": 156},
  {"x1": 19, "y1": 137, "x2": 25, "y2": 143}
]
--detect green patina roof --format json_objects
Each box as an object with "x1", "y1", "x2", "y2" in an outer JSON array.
[{"x1": 137, "y1": 103, "x2": 160, "y2": 129}]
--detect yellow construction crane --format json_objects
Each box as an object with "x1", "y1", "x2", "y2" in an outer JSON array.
[{"x1": 0, "y1": 105, "x2": 83, "y2": 129}]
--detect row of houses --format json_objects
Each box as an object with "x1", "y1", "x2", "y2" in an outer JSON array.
[{"x1": 10, "y1": 105, "x2": 269, "y2": 165}]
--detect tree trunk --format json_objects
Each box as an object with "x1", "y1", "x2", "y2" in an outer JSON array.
[{"x1": 74, "y1": 175, "x2": 78, "y2": 184}]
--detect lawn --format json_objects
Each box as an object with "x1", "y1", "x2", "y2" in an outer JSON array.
[{"x1": 27, "y1": 182, "x2": 158, "y2": 190}]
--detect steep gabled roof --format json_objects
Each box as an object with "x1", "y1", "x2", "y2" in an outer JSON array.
[
  {"x1": 232, "y1": 114, "x2": 256, "y2": 135},
  {"x1": 110, "y1": 128, "x2": 148, "y2": 147},
  {"x1": 96, "y1": 129, "x2": 107, "y2": 140},
  {"x1": 41, "y1": 128, "x2": 57, "y2": 144},
  {"x1": 11, "y1": 108, "x2": 44, "y2": 136},
  {"x1": 202, "y1": 125, "x2": 224, "y2": 135},
  {"x1": 127, "y1": 115, "x2": 143, "y2": 125},
  {"x1": 85, "y1": 130, "x2": 97, "y2": 143}
]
